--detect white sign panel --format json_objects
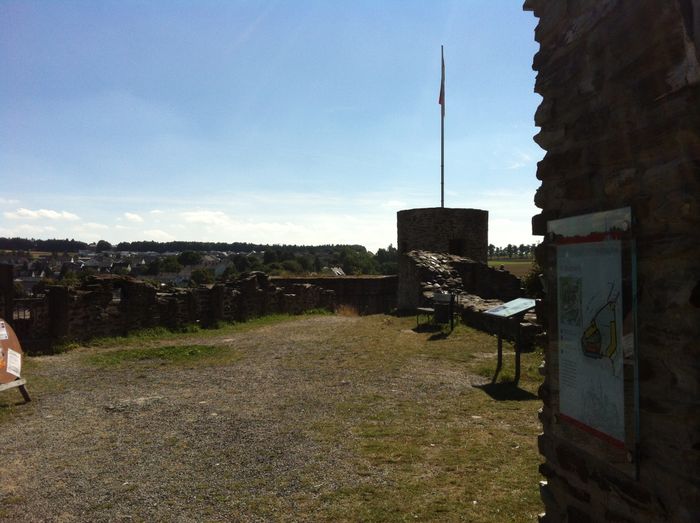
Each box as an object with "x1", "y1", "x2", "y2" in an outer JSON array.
[
  {"x1": 557, "y1": 241, "x2": 625, "y2": 444},
  {"x1": 484, "y1": 298, "x2": 536, "y2": 318},
  {"x1": 6, "y1": 349, "x2": 21, "y2": 378}
]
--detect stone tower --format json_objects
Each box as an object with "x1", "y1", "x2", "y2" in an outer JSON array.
[{"x1": 396, "y1": 207, "x2": 488, "y2": 309}]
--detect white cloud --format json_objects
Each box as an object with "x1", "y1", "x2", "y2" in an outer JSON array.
[
  {"x1": 0, "y1": 197, "x2": 20, "y2": 205},
  {"x1": 142, "y1": 229, "x2": 176, "y2": 241},
  {"x1": 2, "y1": 187, "x2": 539, "y2": 251},
  {"x1": 180, "y1": 210, "x2": 230, "y2": 225},
  {"x1": 4, "y1": 208, "x2": 79, "y2": 221},
  {"x1": 0, "y1": 224, "x2": 57, "y2": 235},
  {"x1": 82, "y1": 222, "x2": 109, "y2": 230},
  {"x1": 124, "y1": 212, "x2": 144, "y2": 223}
]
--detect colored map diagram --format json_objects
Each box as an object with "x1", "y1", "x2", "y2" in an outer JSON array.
[
  {"x1": 556, "y1": 241, "x2": 625, "y2": 444},
  {"x1": 581, "y1": 285, "x2": 619, "y2": 370}
]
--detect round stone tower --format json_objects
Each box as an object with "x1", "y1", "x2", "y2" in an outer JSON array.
[
  {"x1": 396, "y1": 207, "x2": 489, "y2": 310},
  {"x1": 396, "y1": 207, "x2": 488, "y2": 262}
]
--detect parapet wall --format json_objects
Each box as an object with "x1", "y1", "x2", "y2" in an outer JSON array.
[
  {"x1": 6, "y1": 273, "x2": 398, "y2": 353},
  {"x1": 527, "y1": 1, "x2": 700, "y2": 521},
  {"x1": 8, "y1": 272, "x2": 335, "y2": 353}
]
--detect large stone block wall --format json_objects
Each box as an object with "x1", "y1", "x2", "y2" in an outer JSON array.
[
  {"x1": 397, "y1": 208, "x2": 488, "y2": 262},
  {"x1": 526, "y1": 1, "x2": 700, "y2": 521}
]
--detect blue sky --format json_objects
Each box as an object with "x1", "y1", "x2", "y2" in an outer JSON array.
[{"x1": 1, "y1": 1, "x2": 542, "y2": 251}]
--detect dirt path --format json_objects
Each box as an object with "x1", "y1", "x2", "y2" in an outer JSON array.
[
  {"x1": 1, "y1": 317, "x2": 371, "y2": 522},
  {"x1": 0, "y1": 315, "x2": 542, "y2": 522}
]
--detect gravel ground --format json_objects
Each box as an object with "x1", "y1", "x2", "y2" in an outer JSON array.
[{"x1": 0, "y1": 316, "x2": 385, "y2": 523}]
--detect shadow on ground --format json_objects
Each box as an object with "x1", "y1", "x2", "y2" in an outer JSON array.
[
  {"x1": 412, "y1": 324, "x2": 456, "y2": 341},
  {"x1": 475, "y1": 382, "x2": 538, "y2": 401}
]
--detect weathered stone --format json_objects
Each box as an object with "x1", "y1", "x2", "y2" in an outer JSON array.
[
  {"x1": 396, "y1": 207, "x2": 488, "y2": 263},
  {"x1": 8, "y1": 272, "x2": 346, "y2": 352},
  {"x1": 529, "y1": 0, "x2": 700, "y2": 520},
  {"x1": 555, "y1": 443, "x2": 590, "y2": 483}
]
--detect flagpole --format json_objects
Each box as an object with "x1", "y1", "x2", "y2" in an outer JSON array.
[{"x1": 440, "y1": 45, "x2": 445, "y2": 208}]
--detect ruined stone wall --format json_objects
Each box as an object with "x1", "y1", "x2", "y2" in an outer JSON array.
[
  {"x1": 526, "y1": 1, "x2": 700, "y2": 521},
  {"x1": 12, "y1": 272, "x2": 336, "y2": 353},
  {"x1": 397, "y1": 250, "x2": 521, "y2": 310},
  {"x1": 270, "y1": 276, "x2": 396, "y2": 315},
  {"x1": 396, "y1": 208, "x2": 488, "y2": 262}
]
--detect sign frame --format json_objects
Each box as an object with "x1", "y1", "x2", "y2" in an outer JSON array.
[{"x1": 547, "y1": 207, "x2": 638, "y2": 478}]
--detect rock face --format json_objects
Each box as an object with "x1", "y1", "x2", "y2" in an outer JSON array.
[{"x1": 526, "y1": 1, "x2": 700, "y2": 521}]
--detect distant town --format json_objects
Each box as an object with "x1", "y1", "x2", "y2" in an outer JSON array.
[{"x1": 1, "y1": 237, "x2": 537, "y2": 297}]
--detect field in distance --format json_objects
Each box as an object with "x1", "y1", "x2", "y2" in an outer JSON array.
[{"x1": 487, "y1": 258, "x2": 535, "y2": 278}]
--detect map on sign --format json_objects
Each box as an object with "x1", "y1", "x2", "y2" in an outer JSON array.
[
  {"x1": 549, "y1": 208, "x2": 633, "y2": 447},
  {"x1": 484, "y1": 298, "x2": 536, "y2": 318}
]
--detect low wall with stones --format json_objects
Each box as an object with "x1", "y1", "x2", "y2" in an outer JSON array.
[
  {"x1": 270, "y1": 275, "x2": 398, "y2": 315},
  {"x1": 397, "y1": 250, "x2": 521, "y2": 310},
  {"x1": 8, "y1": 272, "x2": 335, "y2": 353},
  {"x1": 526, "y1": 1, "x2": 700, "y2": 521},
  {"x1": 397, "y1": 250, "x2": 539, "y2": 344}
]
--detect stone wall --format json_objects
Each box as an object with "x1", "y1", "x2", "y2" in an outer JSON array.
[
  {"x1": 397, "y1": 250, "x2": 520, "y2": 310},
  {"x1": 270, "y1": 275, "x2": 397, "y2": 315},
  {"x1": 8, "y1": 272, "x2": 335, "y2": 353},
  {"x1": 526, "y1": 1, "x2": 700, "y2": 521},
  {"x1": 396, "y1": 250, "x2": 539, "y2": 344},
  {"x1": 396, "y1": 207, "x2": 488, "y2": 262}
]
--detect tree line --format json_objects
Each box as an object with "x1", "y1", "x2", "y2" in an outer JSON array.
[
  {"x1": 0, "y1": 237, "x2": 89, "y2": 252},
  {"x1": 2, "y1": 236, "x2": 536, "y2": 273},
  {"x1": 488, "y1": 243, "x2": 538, "y2": 259}
]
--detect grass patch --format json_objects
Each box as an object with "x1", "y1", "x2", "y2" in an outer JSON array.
[
  {"x1": 488, "y1": 259, "x2": 534, "y2": 278},
  {"x1": 74, "y1": 313, "x2": 319, "y2": 350},
  {"x1": 84, "y1": 344, "x2": 242, "y2": 368},
  {"x1": 299, "y1": 315, "x2": 544, "y2": 522}
]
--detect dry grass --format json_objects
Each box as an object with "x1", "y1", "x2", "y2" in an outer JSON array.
[
  {"x1": 487, "y1": 260, "x2": 534, "y2": 279},
  {"x1": 0, "y1": 314, "x2": 543, "y2": 522}
]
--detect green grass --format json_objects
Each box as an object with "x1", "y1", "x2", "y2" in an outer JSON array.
[
  {"x1": 58, "y1": 313, "x2": 321, "y2": 351},
  {"x1": 293, "y1": 316, "x2": 544, "y2": 522},
  {"x1": 488, "y1": 259, "x2": 534, "y2": 278},
  {"x1": 84, "y1": 343, "x2": 243, "y2": 368}
]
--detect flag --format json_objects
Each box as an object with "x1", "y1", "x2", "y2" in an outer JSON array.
[{"x1": 438, "y1": 47, "x2": 445, "y2": 116}]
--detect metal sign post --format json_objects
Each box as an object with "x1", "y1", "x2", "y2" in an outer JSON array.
[{"x1": 484, "y1": 298, "x2": 536, "y2": 384}]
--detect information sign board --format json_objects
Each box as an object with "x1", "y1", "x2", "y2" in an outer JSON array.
[
  {"x1": 0, "y1": 319, "x2": 24, "y2": 384},
  {"x1": 548, "y1": 208, "x2": 636, "y2": 449},
  {"x1": 484, "y1": 298, "x2": 536, "y2": 318}
]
